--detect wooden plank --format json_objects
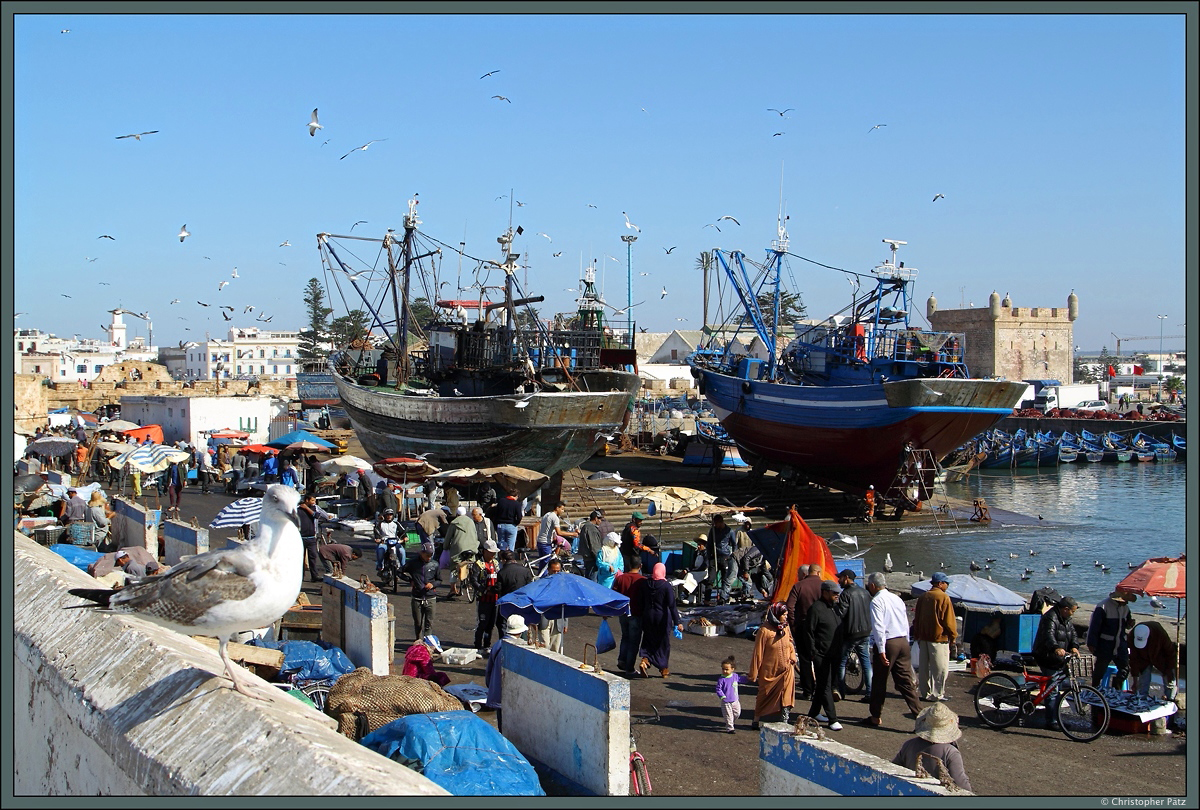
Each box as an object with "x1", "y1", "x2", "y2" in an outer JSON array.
[{"x1": 192, "y1": 636, "x2": 285, "y2": 669}]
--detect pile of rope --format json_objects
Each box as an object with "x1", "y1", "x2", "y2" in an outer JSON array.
[{"x1": 325, "y1": 667, "x2": 463, "y2": 739}]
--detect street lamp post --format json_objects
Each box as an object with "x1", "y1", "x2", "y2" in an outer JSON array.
[
  {"x1": 1157, "y1": 314, "x2": 1168, "y2": 400},
  {"x1": 621, "y1": 234, "x2": 637, "y2": 337}
]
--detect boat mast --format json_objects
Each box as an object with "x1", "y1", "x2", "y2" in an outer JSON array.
[{"x1": 387, "y1": 198, "x2": 422, "y2": 381}]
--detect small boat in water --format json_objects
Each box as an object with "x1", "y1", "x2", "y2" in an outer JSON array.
[{"x1": 1170, "y1": 433, "x2": 1186, "y2": 459}]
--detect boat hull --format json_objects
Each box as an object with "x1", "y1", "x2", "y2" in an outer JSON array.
[
  {"x1": 696, "y1": 369, "x2": 1025, "y2": 493},
  {"x1": 334, "y1": 374, "x2": 633, "y2": 477}
]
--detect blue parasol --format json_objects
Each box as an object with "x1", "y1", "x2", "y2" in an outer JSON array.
[
  {"x1": 497, "y1": 573, "x2": 630, "y2": 623},
  {"x1": 266, "y1": 430, "x2": 336, "y2": 450}
]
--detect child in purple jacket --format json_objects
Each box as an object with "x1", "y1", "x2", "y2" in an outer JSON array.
[{"x1": 716, "y1": 655, "x2": 749, "y2": 733}]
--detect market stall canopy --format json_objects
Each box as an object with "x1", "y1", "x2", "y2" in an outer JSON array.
[
  {"x1": 623, "y1": 485, "x2": 716, "y2": 517},
  {"x1": 122, "y1": 425, "x2": 165, "y2": 445},
  {"x1": 240, "y1": 444, "x2": 280, "y2": 455},
  {"x1": 1117, "y1": 556, "x2": 1186, "y2": 599},
  {"x1": 210, "y1": 497, "x2": 264, "y2": 529},
  {"x1": 322, "y1": 455, "x2": 377, "y2": 475},
  {"x1": 95, "y1": 440, "x2": 135, "y2": 454},
  {"x1": 99, "y1": 420, "x2": 144, "y2": 433},
  {"x1": 911, "y1": 574, "x2": 1027, "y2": 614},
  {"x1": 106, "y1": 443, "x2": 190, "y2": 473},
  {"x1": 662, "y1": 502, "x2": 763, "y2": 523},
  {"x1": 497, "y1": 572, "x2": 629, "y2": 623},
  {"x1": 373, "y1": 457, "x2": 443, "y2": 482},
  {"x1": 266, "y1": 430, "x2": 336, "y2": 450},
  {"x1": 426, "y1": 466, "x2": 548, "y2": 500},
  {"x1": 25, "y1": 436, "x2": 79, "y2": 457},
  {"x1": 284, "y1": 440, "x2": 336, "y2": 454}
]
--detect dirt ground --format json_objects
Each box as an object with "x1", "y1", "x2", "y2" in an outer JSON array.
[{"x1": 137, "y1": 474, "x2": 1187, "y2": 798}]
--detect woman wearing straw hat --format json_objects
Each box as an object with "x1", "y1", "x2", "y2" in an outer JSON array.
[
  {"x1": 892, "y1": 703, "x2": 972, "y2": 792},
  {"x1": 89, "y1": 491, "x2": 117, "y2": 552}
]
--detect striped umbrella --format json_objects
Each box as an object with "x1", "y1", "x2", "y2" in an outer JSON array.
[
  {"x1": 209, "y1": 497, "x2": 264, "y2": 529},
  {"x1": 106, "y1": 443, "x2": 190, "y2": 473}
]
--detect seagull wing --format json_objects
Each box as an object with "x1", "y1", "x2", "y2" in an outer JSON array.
[
  {"x1": 718, "y1": 216, "x2": 741, "y2": 225},
  {"x1": 100, "y1": 547, "x2": 262, "y2": 626}
]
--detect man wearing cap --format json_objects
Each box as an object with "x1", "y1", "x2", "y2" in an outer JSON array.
[
  {"x1": 1128, "y1": 621, "x2": 1178, "y2": 700},
  {"x1": 864, "y1": 572, "x2": 923, "y2": 727},
  {"x1": 404, "y1": 542, "x2": 440, "y2": 639},
  {"x1": 61, "y1": 488, "x2": 89, "y2": 524},
  {"x1": 578, "y1": 509, "x2": 606, "y2": 579},
  {"x1": 1087, "y1": 590, "x2": 1137, "y2": 689},
  {"x1": 913, "y1": 571, "x2": 957, "y2": 702},
  {"x1": 710, "y1": 513, "x2": 736, "y2": 605},
  {"x1": 485, "y1": 614, "x2": 529, "y2": 732},
  {"x1": 837, "y1": 569, "x2": 874, "y2": 700},
  {"x1": 620, "y1": 511, "x2": 646, "y2": 571},
  {"x1": 892, "y1": 703, "x2": 972, "y2": 792},
  {"x1": 805, "y1": 579, "x2": 845, "y2": 730},
  {"x1": 471, "y1": 539, "x2": 502, "y2": 651}
]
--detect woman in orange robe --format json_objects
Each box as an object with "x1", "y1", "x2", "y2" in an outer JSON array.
[{"x1": 749, "y1": 601, "x2": 797, "y2": 727}]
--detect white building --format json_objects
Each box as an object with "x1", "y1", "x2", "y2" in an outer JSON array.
[
  {"x1": 14, "y1": 309, "x2": 158, "y2": 382},
  {"x1": 647, "y1": 329, "x2": 766, "y2": 365},
  {"x1": 182, "y1": 327, "x2": 302, "y2": 380},
  {"x1": 119, "y1": 394, "x2": 288, "y2": 447}
]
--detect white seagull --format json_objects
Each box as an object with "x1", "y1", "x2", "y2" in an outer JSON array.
[
  {"x1": 660, "y1": 287, "x2": 668, "y2": 299},
  {"x1": 340, "y1": 139, "x2": 387, "y2": 160},
  {"x1": 932, "y1": 193, "x2": 945, "y2": 202},
  {"x1": 868, "y1": 124, "x2": 887, "y2": 133},
  {"x1": 704, "y1": 223, "x2": 721, "y2": 232},
  {"x1": 279, "y1": 240, "x2": 291, "y2": 247},
  {"x1": 664, "y1": 246, "x2": 676, "y2": 254},
  {"x1": 67, "y1": 485, "x2": 304, "y2": 698},
  {"x1": 480, "y1": 69, "x2": 501, "y2": 79},
  {"x1": 537, "y1": 232, "x2": 552, "y2": 242},
  {"x1": 767, "y1": 108, "x2": 794, "y2": 117},
  {"x1": 231, "y1": 267, "x2": 239, "y2": 278},
  {"x1": 218, "y1": 280, "x2": 229, "y2": 290},
  {"x1": 116, "y1": 131, "x2": 159, "y2": 141},
  {"x1": 492, "y1": 95, "x2": 511, "y2": 103},
  {"x1": 307, "y1": 108, "x2": 322, "y2": 137},
  {"x1": 169, "y1": 299, "x2": 180, "y2": 305},
  {"x1": 552, "y1": 252, "x2": 562, "y2": 257},
  {"x1": 178, "y1": 224, "x2": 190, "y2": 242},
  {"x1": 622, "y1": 211, "x2": 641, "y2": 233},
  {"x1": 98, "y1": 234, "x2": 115, "y2": 240},
  {"x1": 717, "y1": 215, "x2": 741, "y2": 226},
  {"x1": 351, "y1": 220, "x2": 367, "y2": 231}
]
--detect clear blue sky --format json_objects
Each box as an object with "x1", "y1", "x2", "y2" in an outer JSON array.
[{"x1": 13, "y1": 11, "x2": 1189, "y2": 356}]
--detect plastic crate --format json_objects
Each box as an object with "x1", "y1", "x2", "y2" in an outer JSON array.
[
  {"x1": 67, "y1": 522, "x2": 96, "y2": 546},
  {"x1": 34, "y1": 526, "x2": 66, "y2": 546},
  {"x1": 1069, "y1": 653, "x2": 1097, "y2": 680}
]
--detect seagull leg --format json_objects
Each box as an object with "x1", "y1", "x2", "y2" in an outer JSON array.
[{"x1": 218, "y1": 637, "x2": 265, "y2": 699}]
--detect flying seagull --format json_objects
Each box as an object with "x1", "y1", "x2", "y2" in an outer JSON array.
[
  {"x1": 663, "y1": 246, "x2": 677, "y2": 254},
  {"x1": 169, "y1": 299, "x2": 180, "y2": 304},
  {"x1": 61, "y1": 294, "x2": 72, "y2": 298},
  {"x1": 552, "y1": 251, "x2": 562, "y2": 257},
  {"x1": 60, "y1": 29, "x2": 69, "y2": 33},
  {"x1": 622, "y1": 211, "x2": 641, "y2": 232},
  {"x1": 98, "y1": 234, "x2": 115, "y2": 240},
  {"x1": 231, "y1": 267, "x2": 239, "y2": 278},
  {"x1": 536, "y1": 232, "x2": 552, "y2": 243},
  {"x1": 339, "y1": 139, "x2": 387, "y2": 160},
  {"x1": 85, "y1": 257, "x2": 98, "y2": 262},
  {"x1": 717, "y1": 215, "x2": 741, "y2": 226},
  {"x1": 639, "y1": 272, "x2": 651, "y2": 276},
  {"x1": 321, "y1": 139, "x2": 330, "y2": 146},
  {"x1": 868, "y1": 123, "x2": 887, "y2": 133},
  {"x1": 279, "y1": 240, "x2": 291, "y2": 247},
  {"x1": 351, "y1": 220, "x2": 367, "y2": 231},
  {"x1": 116, "y1": 131, "x2": 159, "y2": 141},
  {"x1": 219, "y1": 305, "x2": 235, "y2": 312},
  {"x1": 340, "y1": 267, "x2": 371, "y2": 281},
  {"x1": 491, "y1": 95, "x2": 511, "y2": 103},
  {"x1": 98, "y1": 282, "x2": 110, "y2": 286},
  {"x1": 218, "y1": 280, "x2": 229, "y2": 290},
  {"x1": 587, "y1": 203, "x2": 597, "y2": 208},
  {"x1": 67, "y1": 485, "x2": 304, "y2": 698},
  {"x1": 773, "y1": 132, "x2": 785, "y2": 137},
  {"x1": 178, "y1": 224, "x2": 190, "y2": 242},
  {"x1": 480, "y1": 69, "x2": 501, "y2": 79},
  {"x1": 660, "y1": 286, "x2": 668, "y2": 299},
  {"x1": 516, "y1": 200, "x2": 526, "y2": 207},
  {"x1": 244, "y1": 305, "x2": 255, "y2": 313},
  {"x1": 307, "y1": 108, "x2": 322, "y2": 136},
  {"x1": 704, "y1": 223, "x2": 721, "y2": 232},
  {"x1": 932, "y1": 193, "x2": 945, "y2": 202},
  {"x1": 222, "y1": 311, "x2": 232, "y2": 321},
  {"x1": 197, "y1": 301, "x2": 210, "y2": 307},
  {"x1": 767, "y1": 108, "x2": 794, "y2": 117}
]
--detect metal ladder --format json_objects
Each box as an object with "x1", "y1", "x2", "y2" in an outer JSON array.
[{"x1": 883, "y1": 447, "x2": 960, "y2": 532}]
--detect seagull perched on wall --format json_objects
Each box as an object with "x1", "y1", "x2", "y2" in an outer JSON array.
[{"x1": 67, "y1": 485, "x2": 304, "y2": 698}]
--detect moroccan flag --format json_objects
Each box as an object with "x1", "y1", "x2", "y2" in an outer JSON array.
[
  {"x1": 767, "y1": 507, "x2": 838, "y2": 604},
  {"x1": 1133, "y1": 365, "x2": 1144, "y2": 375},
  {"x1": 1107, "y1": 365, "x2": 1116, "y2": 378}
]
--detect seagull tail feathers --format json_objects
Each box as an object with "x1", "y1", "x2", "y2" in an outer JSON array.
[{"x1": 66, "y1": 588, "x2": 117, "y2": 608}]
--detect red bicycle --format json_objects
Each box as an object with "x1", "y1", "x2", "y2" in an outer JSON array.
[
  {"x1": 629, "y1": 706, "x2": 659, "y2": 796},
  {"x1": 974, "y1": 652, "x2": 1111, "y2": 742}
]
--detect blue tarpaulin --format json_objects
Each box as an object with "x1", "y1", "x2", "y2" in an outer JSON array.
[
  {"x1": 249, "y1": 639, "x2": 356, "y2": 681},
  {"x1": 360, "y1": 710, "x2": 545, "y2": 796},
  {"x1": 49, "y1": 544, "x2": 105, "y2": 572},
  {"x1": 266, "y1": 429, "x2": 336, "y2": 449}
]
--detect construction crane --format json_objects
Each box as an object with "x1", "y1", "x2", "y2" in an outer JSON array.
[{"x1": 1109, "y1": 333, "x2": 1185, "y2": 358}]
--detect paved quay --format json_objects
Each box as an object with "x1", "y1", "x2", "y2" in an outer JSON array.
[{"x1": 110, "y1": 479, "x2": 1187, "y2": 797}]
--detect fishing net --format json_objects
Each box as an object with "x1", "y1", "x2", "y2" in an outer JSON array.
[{"x1": 325, "y1": 667, "x2": 463, "y2": 739}]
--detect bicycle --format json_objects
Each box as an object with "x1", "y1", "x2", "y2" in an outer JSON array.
[
  {"x1": 842, "y1": 648, "x2": 866, "y2": 696},
  {"x1": 973, "y1": 652, "x2": 1111, "y2": 742},
  {"x1": 450, "y1": 551, "x2": 477, "y2": 602},
  {"x1": 629, "y1": 705, "x2": 659, "y2": 796},
  {"x1": 272, "y1": 669, "x2": 336, "y2": 712}
]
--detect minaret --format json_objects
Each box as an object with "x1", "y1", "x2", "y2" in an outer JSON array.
[{"x1": 108, "y1": 308, "x2": 127, "y2": 349}]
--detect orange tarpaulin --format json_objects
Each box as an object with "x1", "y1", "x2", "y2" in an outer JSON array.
[
  {"x1": 768, "y1": 506, "x2": 839, "y2": 603},
  {"x1": 121, "y1": 425, "x2": 164, "y2": 445}
]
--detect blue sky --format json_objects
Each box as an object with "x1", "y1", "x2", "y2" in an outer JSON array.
[{"x1": 13, "y1": 12, "x2": 1189, "y2": 356}]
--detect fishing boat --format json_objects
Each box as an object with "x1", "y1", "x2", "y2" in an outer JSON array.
[
  {"x1": 1061, "y1": 431, "x2": 1104, "y2": 463},
  {"x1": 317, "y1": 199, "x2": 640, "y2": 479},
  {"x1": 1081, "y1": 428, "x2": 1132, "y2": 463},
  {"x1": 1132, "y1": 431, "x2": 1178, "y2": 462},
  {"x1": 687, "y1": 223, "x2": 1027, "y2": 495},
  {"x1": 1170, "y1": 433, "x2": 1186, "y2": 460}
]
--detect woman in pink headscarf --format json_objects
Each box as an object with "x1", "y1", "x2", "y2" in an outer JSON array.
[{"x1": 636, "y1": 563, "x2": 683, "y2": 678}]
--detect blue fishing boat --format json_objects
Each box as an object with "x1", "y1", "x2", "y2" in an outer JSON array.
[
  {"x1": 687, "y1": 228, "x2": 1026, "y2": 495},
  {"x1": 1170, "y1": 433, "x2": 1186, "y2": 460},
  {"x1": 1132, "y1": 432, "x2": 1177, "y2": 462}
]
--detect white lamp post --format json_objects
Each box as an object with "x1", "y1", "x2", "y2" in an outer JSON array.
[{"x1": 1156, "y1": 314, "x2": 1168, "y2": 400}]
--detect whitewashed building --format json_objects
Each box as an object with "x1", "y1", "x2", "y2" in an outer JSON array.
[
  {"x1": 182, "y1": 327, "x2": 303, "y2": 380},
  {"x1": 119, "y1": 394, "x2": 289, "y2": 447},
  {"x1": 14, "y1": 310, "x2": 158, "y2": 383}
]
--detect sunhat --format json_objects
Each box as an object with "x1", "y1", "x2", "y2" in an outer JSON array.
[
  {"x1": 913, "y1": 703, "x2": 962, "y2": 744},
  {"x1": 505, "y1": 615, "x2": 528, "y2": 635}
]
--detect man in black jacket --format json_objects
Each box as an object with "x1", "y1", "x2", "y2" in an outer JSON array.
[
  {"x1": 404, "y1": 542, "x2": 440, "y2": 639},
  {"x1": 494, "y1": 550, "x2": 534, "y2": 636},
  {"x1": 1033, "y1": 595, "x2": 1080, "y2": 731},
  {"x1": 806, "y1": 580, "x2": 845, "y2": 730},
  {"x1": 837, "y1": 569, "x2": 874, "y2": 700}
]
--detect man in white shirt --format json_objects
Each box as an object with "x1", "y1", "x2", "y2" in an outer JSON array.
[{"x1": 864, "y1": 571, "x2": 923, "y2": 728}]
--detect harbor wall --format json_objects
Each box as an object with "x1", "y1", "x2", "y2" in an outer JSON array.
[
  {"x1": 320, "y1": 576, "x2": 395, "y2": 675},
  {"x1": 111, "y1": 496, "x2": 159, "y2": 558},
  {"x1": 501, "y1": 639, "x2": 630, "y2": 796},
  {"x1": 11, "y1": 533, "x2": 446, "y2": 796},
  {"x1": 161, "y1": 518, "x2": 210, "y2": 566},
  {"x1": 14, "y1": 374, "x2": 49, "y2": 434},
  {"x1": 758, "y1": 723, "x2": 969, "y2": 796}
]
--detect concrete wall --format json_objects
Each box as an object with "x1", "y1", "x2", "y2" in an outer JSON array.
[
  {"x1": 14, "y1": 373, "x2": 50, "y2": 433},
  {"x1": 161, "y1": 518, "x2": 210, "y2": 566},
  {"x1": 320, "y1": 576, "x2": 395, "y2": 675},
  {"x1": 111, "y1": 497, "x2": 159, "y2": 558},
  {"x1": 758, "y1": 724, "x2": 969, "y2": 796},
  {"x1": 501, "y1": 639, "x2": 630, "y2": 796},
  {"x1": 12, "y1": 534, "x2": 446, "y2": 796}
]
